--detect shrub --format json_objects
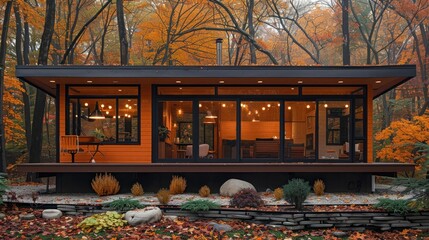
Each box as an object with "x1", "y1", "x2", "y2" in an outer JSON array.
[
  {"x1": 131, "y1": 182, "x2": 144, "y2": 196},
  {"x1": 104, "y1": 198, "x2": 144, "y2": 212},
  {"x1": 77, "y1": 211, "x2": 127, "y2": 233},
  {"x1": 313, "y1": 179, "x2": 325, "y2": 196},
  {"x1": 273, "y1": 188, "x2": 283, "y2": 201},
  {"x1": 169, "y1": 175, "x2": 186, "y2": 194},
  {"x1": 199, "y1": 185, "x2": 210, "y2": 197},
  {"x1": 91, "y1": 173, "x2": 120, "y2": 196},
  {"x1": 283, "y1": 179, "x2": 311, "y2": 211},
  {"x1": 374, "y1": 198, "x2": 415, "y2": 215},
  {"x1": 230, "y1": 188, "x2": 264, "y2": 208},
  {"x1": 0, "y1": 175, "x2": 8, "y2": 204},
  {"x1": 181, "y1": 199, "x2": 220, "y2": 212},
  {"x1": 157, "y1": 188, "x2": 171, "y2": 205}
]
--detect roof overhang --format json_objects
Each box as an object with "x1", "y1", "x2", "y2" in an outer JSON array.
[{"x1": 15, "y1": 65, "x2": 416, "y2": 98}]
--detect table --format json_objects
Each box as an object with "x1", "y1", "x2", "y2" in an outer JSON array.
[{"x1": 79, "y1": 140, "x2": 103, "y2": 162}]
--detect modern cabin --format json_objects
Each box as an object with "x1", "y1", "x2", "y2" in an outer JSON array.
[{"x1": 15, "y1": 65, "x2": 416, "y2": 193}]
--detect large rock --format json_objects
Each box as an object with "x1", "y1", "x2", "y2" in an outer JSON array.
[
  {"x1": 125, "y1": 207, "x2": 162, "y2": 226},
  {"x1": 209, "y1": 222, "x2": 233, "y2": 232},
  {"x1": 219, "y1": 179, "x2": 256, "y2": 197},
  {"x1": 42, "y1": 209, "x2": 63, "y2": 219}
]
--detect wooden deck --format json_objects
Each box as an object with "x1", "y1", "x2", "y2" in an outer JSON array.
[{"x1": 17, "y1": 162, "x2": 415, "y2": 174}]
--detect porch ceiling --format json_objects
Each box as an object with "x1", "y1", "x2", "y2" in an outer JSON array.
[{"x1": 15, "y1": 65, "x2": 416, "y2": 98}]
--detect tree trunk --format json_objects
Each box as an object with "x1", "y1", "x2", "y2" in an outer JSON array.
[
  {"x1": 247, "y1": 0, "x2": 256, "y2": 64},
  {"x1": 342, "y1": 0, "x2": 350, "y2": 65},
  {"x1": 28, "y1": 0, "x2": 55, "y2": 181},
  {"x1": 14, "y1": 3, "x2": 32, "y2": 154},
  {"x1": 116, "y1": 0, "x2": 128, "y2": 65},
  {"x1": 0, "y1": 1, "x2": 13, "y2": 172}
]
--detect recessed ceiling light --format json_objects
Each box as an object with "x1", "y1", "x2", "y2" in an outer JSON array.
[
  {"x1": 298, "y1": 81, "x2": 303, "y2": 84},
  {"x1": 287, "y1": 106, "x2": 292, "y2": 110},
  {"x1": 49, "y1": 80, "x2": 56, "y2": 83},
  {"x1": 219, "y1": 80, "x2": 224, "y2": 84},
  {"x1": 376, "y1": 80, "x2": 382, "y2": 84},
  {"x1": 306, "y1": 105, "x2": 310, "y2": 109},
  {"x1": 257, "y1": 80, "x2": 263, "y2": 84},
  {"x1": 199, "y1": 103, "x2": 202, "y2": 108},
  {"x1": 345, "y1": 104, "x2": 349, "y2": 108},
  {"x1": 113, "y1": 80, "x2": 118, "y2": 83},
  {"x1": 338, "y1": 80, "x2": 344, "y2": 84},
  {"x1": 176, "y1": 80, "x2": 181, "y2": 84},
  {"x1": 222, "y1": 103, "x2": 226, "y2": 107},
  {"x1": 118, "y1": 89, "x2": 122, "y2": 92},
  {"x1": 87, "y1": 80, "x2": 93, "y2": 83},
  {"x1": 324, "y1": 104, "x2": 328, "y2": 108},
  {"x1": 179, "y1": 87, "x2": 183, "y2": 90},
  {"x1": 291, "y1": 87, "x2": 295, "y2": 90}
]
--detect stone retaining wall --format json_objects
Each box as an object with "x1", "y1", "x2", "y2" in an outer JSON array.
[{"x1": 45, "y1": 204, "x2": 429, "y2": 231}]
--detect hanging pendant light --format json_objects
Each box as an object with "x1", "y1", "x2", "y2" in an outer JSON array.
[
  {"x1": 204, "y1": 111, "x2": 217, "y2": 124},
  {"x1": 89, "y1": 101, "x2": 105, "y2": 119}
]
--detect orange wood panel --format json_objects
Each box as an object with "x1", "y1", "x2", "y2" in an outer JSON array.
[{"x1": 367, "y1": 87, "x2": 373, "y2": 163}]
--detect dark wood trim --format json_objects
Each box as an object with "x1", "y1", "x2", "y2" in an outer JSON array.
[{"x1": 16, "y1": 162, "x2": 415, "y2": 173}]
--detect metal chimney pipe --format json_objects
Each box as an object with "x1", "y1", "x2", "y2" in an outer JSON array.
[{"x1": 216, "y1": 38, "x2": 223, "y2": 65}]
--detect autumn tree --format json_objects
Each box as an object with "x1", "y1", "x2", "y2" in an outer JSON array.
[{"x1": 375, "y1": 114, "x2": 429, "y2": 177}]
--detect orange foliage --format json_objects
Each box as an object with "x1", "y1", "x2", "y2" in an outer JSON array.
[{"x1": 375, "y1": 114, "x2": 429, "y2": 172}]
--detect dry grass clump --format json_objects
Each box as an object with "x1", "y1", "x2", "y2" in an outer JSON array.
[
  {"x1": 273, "y1": 187, "x2": 283, "y2": 201},
  {"x1": 131, "y1": 182, "x2": 144, "y2": 196},
  {"x1": 91, "y1": 173, "x2": 120, "y2": 196},
  {"x1": 199, "y1": 185, "x2": 211, "y2": 197},
  {"x1": 157, "y1": 188, "x2": 171, "y2": 205},
  {"x1": 313, "y1": 179, "x2": 325, "y2": 196},
  {"x1": 169, "y1": 175, "x2": 187, "y2": 194}
]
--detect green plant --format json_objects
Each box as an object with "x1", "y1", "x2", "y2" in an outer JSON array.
[
  {"x1": 313, "y1": 179, "x2": 325, "y2": 196},
  {"x1": 283, "y1": 178, "x2": 311, "y2": 211},
  {"x1": 103, "y1": 198, "x2": 144, "y2": 212},
  {"x1": 180, "y1": 199, "x2": 220, "y2": 212},
  {"x1": 158, "y1": 125, "x2": 171, "y2": 141},
  {"x1": 230, "y1": 188, "x2": 264, "y2": 208},
  {"x1": 0, "y1": 174, "x2": 8, "y2": 204},
  {"x1": 374, "y1": 198, "x2": 415, "y2": 215},
  {"x1": 169, "y1": 175, "x2": 186, "y2": 194},
  {"x1": 77, "y1": 211, "x2": 127, "y2": 233},
  {"x1": 92, "y1": 128, "x2": 105, "y2": 141},
  {"x1": 199, "y1": 185, "x2": 210, "y2": 197},
  {"x1": 157, "y1": 188, "x2": 171, "y2": 205},
  {"x1": 273, "y1": 187, "x2": 283, "y2": 201}
]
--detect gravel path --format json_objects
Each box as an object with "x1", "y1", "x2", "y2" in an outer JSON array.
[{"x1": 3, "y1": 184, "x2": 414, "y2": 206}]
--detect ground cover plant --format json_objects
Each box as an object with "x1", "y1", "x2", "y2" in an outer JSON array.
[
  {"x1": 374, "y1": 198, "x2": 415, "y2": 215},
  {"x1": 77, "y1": 211, "x2": 127, "y2": 233},
  {"x1": 180, "y1": 199, "x2": 220, "y2": 212},
  {"x1": 103, "y1": 198, "x2": 145, "y2": 212},
  {"x1": 230, "y1": 188, "x2": 264, "y2": 208}
]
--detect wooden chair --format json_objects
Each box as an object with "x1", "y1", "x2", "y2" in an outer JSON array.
[{"x1": 60, "y1": 135, "x2": 81, "y2": 163}]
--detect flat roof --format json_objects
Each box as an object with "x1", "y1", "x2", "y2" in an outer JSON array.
[{"x1": 15, "y1": 65, "x2": 416, "y2": 97}]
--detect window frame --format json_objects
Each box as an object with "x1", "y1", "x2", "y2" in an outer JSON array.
[
  {"x1": 152, "y1": 85, "x2": 367, "y2": 163},
  {"x1": 65, "y1": 85, "x2": 141, "y2": 145}
]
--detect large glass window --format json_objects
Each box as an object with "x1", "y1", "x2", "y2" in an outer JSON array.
[
  {"x1": 241, "y1": 101, "x2": 280, "y2": 159},
  {"x1": 284, "y1": 102, "x2": 316, "y2": 160},
  {"x1": 318, "y1": 101, "x2": 350, "y2": 160},
  {"x1": 199, "y1": 101, "x2": 236, "y2": 159},
  {"x1": 67, "y1": 86, "x2": 139, "y2": 144},
  {"x1": 154, "y1": 86, "x2": 366, "y2": 162},
  {"x1": 157, "y1": 101, "x2": 193, "y2": 159}
]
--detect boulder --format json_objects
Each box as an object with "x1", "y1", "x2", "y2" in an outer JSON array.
[
  {"x1": 42, "y1": 209, "x2": 63, "y2": 219},
  {"x1": 219, "y1": 179, "x2": 256, "y2": 197},
  {"x1": 0, "y1": 213, "x2": 5, "y2": 219},
  {"x1": 125, "y1": 207, "x2": 162, "y2": 226}
]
